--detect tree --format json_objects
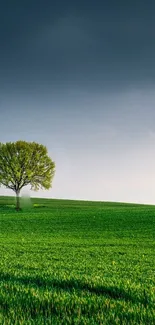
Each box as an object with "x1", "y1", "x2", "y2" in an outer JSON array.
[{"x1": 0, "y1": 141, "x2": 55, "y2": 210}]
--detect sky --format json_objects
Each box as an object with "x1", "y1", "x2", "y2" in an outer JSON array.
[{"x1": 0, "y1": 0, "x2": 155, "y2": 204}]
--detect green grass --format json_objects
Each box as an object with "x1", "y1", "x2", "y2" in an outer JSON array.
[{"x1": 0, "y1": 196, "x2": 155, "y2": 324}]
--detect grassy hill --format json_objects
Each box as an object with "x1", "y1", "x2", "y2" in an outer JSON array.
[{"x1": 0, "y1": 196, "x2": 155, "y2": 324}]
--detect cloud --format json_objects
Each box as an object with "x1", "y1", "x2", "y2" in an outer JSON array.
[
  {"x1": 37, "y1": 16, "x2": 91, "y2": 50},
  {"x1": 148, "y1": 130, "x2": 155, "y2": 142}
]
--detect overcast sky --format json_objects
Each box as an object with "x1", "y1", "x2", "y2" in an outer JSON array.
[{"x1": 0, "y1": 1, "x2": 155, "y2": 204}]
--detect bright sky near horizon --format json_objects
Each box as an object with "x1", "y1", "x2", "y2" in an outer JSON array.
[{"x1": 0, "y1": 1, "x2": 155, "y2": 204}]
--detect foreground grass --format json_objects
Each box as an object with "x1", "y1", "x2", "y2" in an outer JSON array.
[{"x1": 0, "y1": 196, "x2": 155, "y2": 324}]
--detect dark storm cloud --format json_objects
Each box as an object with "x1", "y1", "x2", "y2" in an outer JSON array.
[{"x1": 0, "y1": 1, "x2": 154, "y2": 93}]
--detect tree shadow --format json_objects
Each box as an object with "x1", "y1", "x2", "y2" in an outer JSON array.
[{"x1": 0, "y1": 271, "x2": 149, "y2": 306}]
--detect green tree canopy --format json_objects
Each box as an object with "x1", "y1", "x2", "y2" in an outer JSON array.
[{"x1": 0, "y1": 141, "x2": 55, "y2": 210}]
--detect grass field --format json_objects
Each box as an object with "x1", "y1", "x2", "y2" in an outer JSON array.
[{"x1": 0, "y1": 196, "x2": 155, "y2": 324}]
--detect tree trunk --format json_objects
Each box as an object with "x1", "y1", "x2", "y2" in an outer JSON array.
[{"x1": 16, "y1": 191, "x2": 20, "y2": 211}]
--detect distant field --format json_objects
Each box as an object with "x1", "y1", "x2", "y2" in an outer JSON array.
[{"x1": 0, "y1": 196, "x2": 155, "y2": 324}]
